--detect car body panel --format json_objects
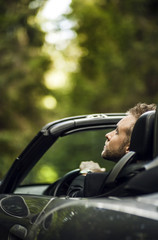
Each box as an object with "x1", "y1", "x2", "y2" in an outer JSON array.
[{"x1": 1, "y1": 193, "x2": 158, "y2": 239}]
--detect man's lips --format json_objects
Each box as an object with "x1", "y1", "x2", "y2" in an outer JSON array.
[
  {"x1": 103, "y1": 143, "x2": 107, "y2": 149},
  {"x1": 103, "y1": 141, "x2": 109, "y2": 149}
]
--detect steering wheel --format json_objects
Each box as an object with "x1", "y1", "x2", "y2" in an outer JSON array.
[{"x1": 43, "y1": 169, "x2": 80, "y2": 196}]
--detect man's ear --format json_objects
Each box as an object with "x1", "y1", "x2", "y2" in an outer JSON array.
[{"x1": 125, "y1": 144, "x2": 130, "y2": 153}]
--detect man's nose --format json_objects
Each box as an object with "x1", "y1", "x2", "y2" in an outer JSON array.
[{"x1": 105, "y1": 130, "x2": 114, "y2": 140}]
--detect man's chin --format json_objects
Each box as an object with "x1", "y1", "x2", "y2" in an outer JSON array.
[
  {"x1": 101, "y1": 150, "x2": 106, "y2": 158},
  {"x1": 101, "y1": 151, "x2": 120, "y2": 162},
  {"x1": 101, "y1": 147, "x2": 110, "y2": 158}
]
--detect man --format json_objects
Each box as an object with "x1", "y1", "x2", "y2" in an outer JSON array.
[{"x1": 67, "y1": 103, "x2": 156, "y2": 197}]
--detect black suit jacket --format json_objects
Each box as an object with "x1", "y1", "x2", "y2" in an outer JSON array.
[{"x1": 67, "y1": 172, "x2": 109, "y2": 197}]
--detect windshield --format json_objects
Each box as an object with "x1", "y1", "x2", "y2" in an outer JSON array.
[{"x1": 22, "y1": 128, "x2": 115, "y2": 185}]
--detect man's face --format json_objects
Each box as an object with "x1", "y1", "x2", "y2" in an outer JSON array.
[{"x1": 101, "y1": 115, "x2": 136, "y2": 162}]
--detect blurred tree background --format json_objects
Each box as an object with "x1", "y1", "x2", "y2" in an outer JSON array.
[
  {"x1": 0, "y1": 0, "x2": 158, "y2": 180},
  {"x1": 0, "y1": 0, "x2": 52, "y2": 175},
  {"x1": 66, "y1": 0, "x2": 158, "y2": 114}
]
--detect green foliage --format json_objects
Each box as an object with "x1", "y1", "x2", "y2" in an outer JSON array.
[
  {"x1": 0, "y1": 0, "x2": 51, "y2": 178},
  {"x1": 65, "y1": 0, "x2": 158, "y2": 115}
]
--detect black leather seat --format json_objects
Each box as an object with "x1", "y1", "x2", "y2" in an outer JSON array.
[
  {"x1": 129, "y1": 110, "x2": 155, "y2": 161},
  {"x1": 105, "y1": 110, "x2": 155, "y2": 184}
]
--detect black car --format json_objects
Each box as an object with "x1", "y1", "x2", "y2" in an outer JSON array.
[{"x1": 0, "y1": 108, "x2": 158, "y2": 240}]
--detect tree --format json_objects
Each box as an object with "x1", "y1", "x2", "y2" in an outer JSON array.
[
  {"x1": 64, "y1": 0, "x2": 158, "y2": 115},
  {"x1": 0, "y1": 0, "x2": 51, "y2": 177}
]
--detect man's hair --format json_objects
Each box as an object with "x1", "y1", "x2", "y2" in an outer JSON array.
[
  {"x1": 127, "y1": 102, "x2": 156, "y2": 120},
  {"x1": 126, "y1": 102, "x2": 156, "y2": 141}
]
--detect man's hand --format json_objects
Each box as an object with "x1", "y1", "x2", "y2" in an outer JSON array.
[{"x1": 79, "y1": 161, "x2": 106, "y2": 175}]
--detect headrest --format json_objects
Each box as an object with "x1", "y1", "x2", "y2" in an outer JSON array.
[{"x1": 129, "y1": 111, "x2": 155, "y2": 161}]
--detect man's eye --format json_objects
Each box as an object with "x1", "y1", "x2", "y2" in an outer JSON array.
[{"x1": 115, "y1": 129, "x2": 119, "y2": 134}]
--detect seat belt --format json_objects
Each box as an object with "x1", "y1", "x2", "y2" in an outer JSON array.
[{"x1": 105, "y1": 151, "x2": 136, "y2": 184}]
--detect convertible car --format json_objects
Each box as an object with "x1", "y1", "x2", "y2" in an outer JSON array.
[{"x1": 0, "y1": 106, "x2": 158, "y2": 240}]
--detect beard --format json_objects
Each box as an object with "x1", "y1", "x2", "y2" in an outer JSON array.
[{"x1": 101, "y1": 140, "x2": 128, "y2": 162}]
